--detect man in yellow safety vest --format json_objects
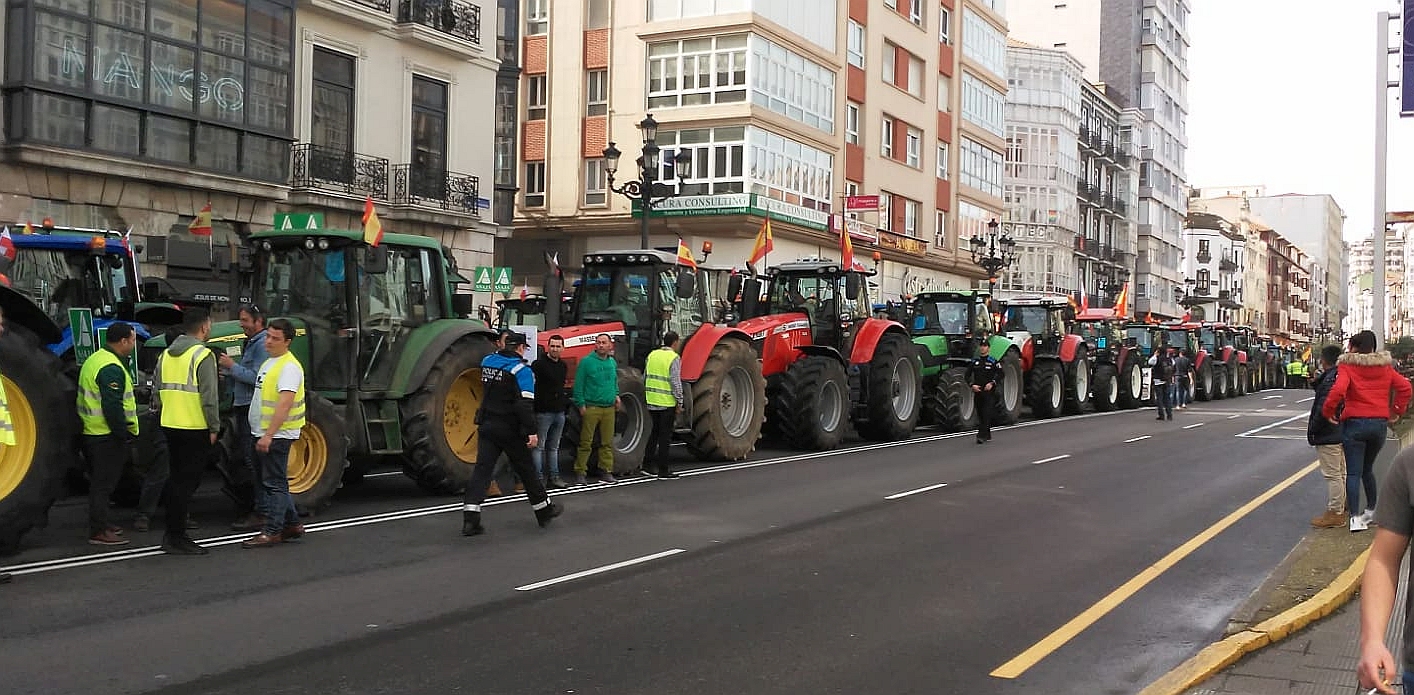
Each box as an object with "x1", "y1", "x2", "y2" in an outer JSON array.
[
  {"x1": 151, "y1": 307, "x2": 218, "y2": 556},
  {"x1": 644, "y1": 331, "x2": 684, "y2": 479},
  {"x1": 77, "y1": 322, "x2": 139, "y2": 546},
  {"x1": 241, "y1": 318, "x2": 308, "y2": 548}
]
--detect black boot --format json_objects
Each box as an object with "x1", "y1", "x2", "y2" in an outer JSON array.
[
  {"x1": 461, "y1": 511, "x2": 484, "y2": 537},
  {"x1": 534, "y1": 501, "x2": 563, "y2": 528},
  {"x1": 657, "y1": 467, "x2": 679, "y2": 479}
]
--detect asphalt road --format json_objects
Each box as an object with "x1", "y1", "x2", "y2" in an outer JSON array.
[{"x1": 0, "y1": 390, "x2": 1327, "y2": 695}]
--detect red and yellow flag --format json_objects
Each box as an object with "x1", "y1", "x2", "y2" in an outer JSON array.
[
  {"x1": 1144, "y1": 311, "x2": 1155, "y2": 324},
  {"x1": 188, "y1": 202, "x2": 213, "y2": 237},
  {"x1": 840, "y1": 218, "x2": 854, "y2": 270},
  {"x1": 362, "y1": 196, "x2": 383, "y2": 247},
  {"x1": 1113, "y1": 282, "x2": 1129, "y2": 318},
  {"x1": 20, "y1": 221, "x2": 34, "y2": 235},
  {"x1": 748, "y1": 217, "x2": 774, "y2": 267},
  {"x1": 676, "y1": 238, "x2": 697, "y2": 269}
]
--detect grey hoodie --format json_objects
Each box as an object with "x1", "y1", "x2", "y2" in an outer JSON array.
[{"x1": 154, "y1": 334, "x2": 221, "y2": 433}]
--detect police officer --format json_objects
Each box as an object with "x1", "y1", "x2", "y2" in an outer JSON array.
[
  {"x1": 77, "y1": 322, "x2": 139, "y2": 546},
  {"x1": 970, "y1": 339, "x2": 1000, "y2": 444},
  {"x1": 462, "y1": 331, "x2": 563, "y2": 536}
]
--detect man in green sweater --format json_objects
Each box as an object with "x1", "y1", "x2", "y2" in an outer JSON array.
[{"x1": 572, "y1": 334, "x2": 620, "y2": 485}]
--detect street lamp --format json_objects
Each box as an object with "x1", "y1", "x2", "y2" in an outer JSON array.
[
  {"x1": 968, "y1": 219, "x2": 1018, "y2": 298},
  {"x1": 603, "y1": 114, "x2": 693, "y2": 250}
]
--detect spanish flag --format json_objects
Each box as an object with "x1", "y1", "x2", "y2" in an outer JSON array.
[
  {"x1": 1113, "y1": 282, "x2": 1129, "y2": 318},
  {"x1": 840, "y1": 217, "x2": 854, "y2": 270},
  {"x1": 748, "y1": 217, "x2": 774, "y2": 267},
  {"x1": 20, "y1": 221, "x2": 34, "y2": 235},
  {"x1": 676, "y1": 238, "x2": 697, "y2": 269},
  {"x1": 362, "y1": 196, "x2": 383, "y2": 247},
  {"x1": 187, "y1": 202, "x2": 213, "y2": 237},
  {"x1": 1145, "y1": 311, "x2": 1155, "y2": 324}
]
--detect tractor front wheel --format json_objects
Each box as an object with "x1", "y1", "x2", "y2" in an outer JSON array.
[
  {"x1": 925, "y1": 369, "x2": 977, "y2": 433},
  {"x1": 560, "y1": 368, "x2": 651, "y2": 475},
  {"x1": 686, "y1": 339, "x2": 765, "y2": 461},
  {"x1": 287, "y1": 394, "x2": 350, "y2": 514},
  {"x1": 770, "y1": 356, "x2": 849, "y2": 451},
  {"x1": 994, "y1": 351, "x2": 1024, "y2": 425},
  {"x1": 1029, "y1": 360, "x2": 1065, "y2": 418},
  {"x1": 400, "y1": 334, "x2": 495, "y2": 494},
  {"x1": 0, "y1": 323, "x2": 68, "y2": 555},
  {"x1": 1063, "y1": 349, "x2": 1090, "y2": 415},
  {"x1": 1092, "y1": 364, "x2": 1119, "y2": 412},
  {"x1": 1116, "y1": 358, "x2": 1143, "y2": 409}
]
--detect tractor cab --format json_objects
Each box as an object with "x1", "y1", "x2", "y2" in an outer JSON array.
[
  {"x1": 996, "y1": 295, "x2": 1072, "y2": 355},
  {"x1": 909, "y1": 290, "x2": 994, "y2": 340},
  {"x1": 1071, "y1": 309, "x2": 1125, "y2": 353},
  {"x1": 494, "y1": 295, "x2": 551, "y2": 331},
  {"x1": 1124, "y1": 324, "x2": 1165, "y2": 357},
  {"x1": 569, "y1": 250, "x2": 703, "y2": 370},
  {"x1": 761, "y1": 260, "x2": 872, "y2": 353}
]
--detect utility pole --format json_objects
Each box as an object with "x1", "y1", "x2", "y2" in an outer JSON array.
[{"x1": 1374, "y1": 10, "x2": 1400, "y2": 349}]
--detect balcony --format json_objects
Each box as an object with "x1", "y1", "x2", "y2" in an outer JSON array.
[
  {"x1": 391, "y1": 164, "x2": 481, "y2": 216},
  {"x1": 1081, "y1": 237, "x2": 1100, "y2": 257},
  {"x1": 1219, "y1": 257, "x2": 1238, "y2": 272},
  {"x1": 1101, "y1": 140, "x2": 1116, "y2": 162},
  {"x1": 1099, "y1": 192, "x2": 1116, "y2": 211},
  {"x1": 291, "y1": 143, "x2": 390, "y2": 200},
  {"x1": 1077, "y1": 182, "x2": 1101, "y2": 205},
  {"x1": 397, "y1": 0, "x2": 482, "y2": 44},
  {"x1": 1078, "y1": 128, "x2": 1098, "y2": 154},
  {"x1": 1112, "y1": 199, "x2": 1129, "y2": 217},
  {"x1": 1196, "y1": 251, "x2": 1212, "y2": 264}
]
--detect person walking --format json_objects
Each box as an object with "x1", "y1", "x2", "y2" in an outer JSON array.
[
  {"x1": 240, "y1": 319, "x2": 308, "y2": 548},
  {"x1": 1307, "y1": 344, "x2": 1347, "y2": 528},
  {"x1": 532, "y1": 334, "x2": 570, "y2": 489},
  {"x1": 970, "y1": 339, "x2": 999, "y2": 444},
  {"x1": 1149, "y1": 346, "x2": 1176, "y2": 420},
  {"x1": 1173, "y1": 349, "x2": 1194, "y2": 410},
  {"x1": 572, "y1": 334, "x2": 620, "y2": 485},
  {"x1": 151, "y1": 308, "x2": 219, "y2": 556},
  {"x1": 645, "y1": 332, "x2": 683, "y2": 477},
  {"x1": 1322, "y1": 330, "x2": 1414, "y2": 532},
  {"x1": 460, "y1": 331, "x2": 562, "y2": 536},
  {"x1": 217, "y1": 304, "x2": 268, "y2": 532},
  {"x1": 77, "y1": 322, "x2": 139, "y2": 546}
]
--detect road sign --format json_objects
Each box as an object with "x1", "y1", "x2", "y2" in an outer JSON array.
[
  {"x1": 273, "y1": 212, "x2": 325, "y2": 231},
  {"x1": 69, "y1": 308, "x2": 96, "y2": 364},
  {"x1": 473, "y1": 266, "x2": 494, "y2": 292},
  {"x1": 493, "y1": 267, "x2": 513, "y2": 293},
  {"x1": 845, "y1": 195, "x2": 881, "y2": 212}
]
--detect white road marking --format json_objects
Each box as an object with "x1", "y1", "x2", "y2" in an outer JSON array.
[
  {"x1": 885, "y1": 483, "x2": 949, "y2": 500},
  {"x1": 514, "y1": 549, "x2": 686, "y2": 591},
  {"x1": 1227, "y1": 415, "x2": 1241, "y2": 420},
  {"x1": 1256, "y1": 408, "x2": 1266, "y2": 412},
  {"x1": 1124, "y1": 436, "x2": 1151, "y2": 443},
  {"x1": 1296, "y1": 396, "x2": 1315, "y2": 403},
  {"x1": 1032, "y1": 454, "x2": 1071, "y2": 465},
  {"x1": 1235, "y1": 413, "x2": 1305, "y2": 437},
  {"x1": 1183, "y1": 423, "x2": 1204, "y2": 429},
  {"x1": 1263, "y1": 395, "x2": 1282, "y2": 400}
]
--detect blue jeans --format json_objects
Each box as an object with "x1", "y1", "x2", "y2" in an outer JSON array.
[
  {"x1": 1176, "y1": 378, "x2": 1191, "y2": 406},
  {"x1": 1342, "y1": 417, "x2": 1387, "y2": 517},
  {"x1": 532, "y1": 411, "x2": 565, "y2": 480},
  {"x1": 255, "y1": 437, "x2": 300, "y2": 536},
  {"x1": 1154, "y1": 383, "x2": 1174, "y2": 417}
]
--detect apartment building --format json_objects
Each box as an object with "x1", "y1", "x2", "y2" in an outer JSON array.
[
  {"x1": 1178, "y1": 210, "x2": 1243, "y2": 323},
  {"x1": 1000, "y1": 43, "x2": 1138, "y2": 311},
  {"x1": 0, "y1": 0, "x2": 501, "y2": 304},
  {"x1": 1347, "y1": 224, "x2": 1412, "y2": 338},
  {"x1": 505, "y1": 0, "x2": 1009, "y2": 299},
  {"x1": 1005, "y1": 0, "x2": 1190, "y2": 319}
]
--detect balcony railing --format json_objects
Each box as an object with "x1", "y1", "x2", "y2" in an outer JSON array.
[
  {"x1": 391, "y1": 163, "x2": 481, "y2": 215},
  {"x1": 1082, "y1": 238, "x2": 1100, "y2": 257},
  {"x1": 1219, "y1": 257, "x2": 1238, "y2": 272},
  {"x1": 397, "y1": 0, "x2": 481, "y2": 44},
  {"x1": 1196, "y1": 251, "x2": 1212, "y2": 263},
  {"x1": 1113, "y1": 199, "x2": 1129, "y2": 217},
  {"x1": 1078, "y1": 127, "x2": 1097, "y2": 153},
  {"x1": 291, "y1": 143, "x2": 390, "y2": 200}
]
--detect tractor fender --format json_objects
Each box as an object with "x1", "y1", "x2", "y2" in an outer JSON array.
[
  {"x1": 1059, "y1": 334, "x2": 1085, "y2": 363},
  {"x1": 1236, "y1": 350, "x2": 1248, "y2": 365},
  {"x1": 739, "y1": 313, "x2": 812, "y2": 378},
  {"x1": 392, "y1": 321, "x2": 500, "y2": 400},
  {"x1": 1195, "y1": 349, "x2": 1208, "y2": 370},
  {"x1": 1221, "y1": 346, "x2": 1235, "y2": 363},
  {"x1": 679, "y1": 325, "x2": 755, "y2": 382},
  {"x1": 1020, "y1": 337, "x2": 1035, "y2": 372},
  {"x1": 0, "y1": 285, "x2": 62, "y2": 345},
  {"x1": 798, "y1": 344, "x2": 846, "y2": 366},
  {"x1": 847, "y1": 318, "x2": 907, "y2": 366}
]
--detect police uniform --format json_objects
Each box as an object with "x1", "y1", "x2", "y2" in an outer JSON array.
[
  {"x1": 970, "y1": 349, "x2": 1000, "y2": 443},
  {"x1": 462, "y1": 333, "x2": 562, "y2": 536}
]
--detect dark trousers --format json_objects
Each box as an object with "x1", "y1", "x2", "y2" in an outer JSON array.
[
  {"x1": 464, "y1": 424, "x2": 549, "y2": 514},
  {"x1": 974, "y1": 390, "x2": 993, "y2": 441},
  {"x1": 84, "y1": 433, "x2": 127, "y2": 536},
  {"x1": 162, "y1": 428, "x2": 212, "y2": 539},
  {"x1": 136, "y1": 425, "x2": 169, "y2": 517},
  {"x1": 648, "y1": 408, "x2": 675, "y2": 472},
  {"x1": 233, "y1": 406, "x2": 256, "y2": 512}
]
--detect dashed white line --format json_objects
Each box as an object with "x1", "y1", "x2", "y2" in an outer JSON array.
[
  {"x1": 885, "y1": 483, "x2": 948, "y2": 500},
  {"x1": 1296, "y1": 396, "x2": 1315, "y2": 403},
  {"x1": 1032, "y1": 454, "x2": 1071, "y2": 465},
  {"x1": 514, "y1": 548, "x2": 687, "y2": 591},
  {"x1": 1227, "y1": 415, "x2": 1241, "y2": 420},
  {"x1": 1124, "y1": 436, "x2": 1151, "y2": 443},
  {"x1": 1263, "y1": 395, "x2": 1283, "y2": 400},
  {"x1": 1183, "y1": 423, "x2": 1204, "y2": 429},
  {"x1": 1236, "y1": 413, "x2": 1305, "y2": 437}
]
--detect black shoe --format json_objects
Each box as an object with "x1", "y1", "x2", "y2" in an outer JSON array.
[
  {"x1": 657, "y1": 470, "x2": 679, "y2": 479},
  {"x1": 1156, "y1": 416, "x2": 1165, "y2": 420},
  {"x1": 976, "y1": 438, "x2": 985, "y2": 444},
  {"x1": 1167, "y1": 414, "x2": 1173, "y2": 420},
  {"x1": 535, "y1": 501, "x2": 564, "y2": 528},
  {"x1": 162, "y1": 536, "x2": 209, "y2": 556},
  {"x1": 461, "y1": 511, "x2": 485, "y2": 537}
]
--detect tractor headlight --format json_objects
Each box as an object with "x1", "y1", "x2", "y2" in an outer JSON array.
[
  {"x1": 317, "y1": 238, "x2": 330, "y2": 250},
  {"x1": 304, "y1": 238, "x2": 315, "y2": 250}
]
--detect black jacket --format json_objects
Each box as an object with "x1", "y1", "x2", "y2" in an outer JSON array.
[
  {"x1": 476, "y1": 350, "x2": 538, "y2": 437},
  {"x1": 970, "y1": 354, "x2": 999, "y2": 390},
  {"x1": 531, "y1": 356, "x2": 569, "y2": 413},
  {"x1": 1307, "y1": 366, "x2": 1342, "y2": 446}
]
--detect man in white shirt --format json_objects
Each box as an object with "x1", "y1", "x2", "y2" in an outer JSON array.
[{"x1": 242, "y1": 318, "x2": 307, "y2": 548}]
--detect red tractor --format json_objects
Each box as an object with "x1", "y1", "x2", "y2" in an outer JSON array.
[
  {"x1": 1204, "y1": 321, "x2": 1250, "y2": 398},
  {"x1": 1157, "y1": 323, "x2": 1218, "y2": 401},
  {"x1": 995, "y1": 295, "x2": 1089, "y2": 417},
  {"x1": 1070, "y1": 308, "x2": 1145, "y2": 411},
  {"x1": 542, "y1": 250, "x2": 766, "y2": 472},
  {"x1": 734, "y1": 260, "x2": 921, "y2": 451}
]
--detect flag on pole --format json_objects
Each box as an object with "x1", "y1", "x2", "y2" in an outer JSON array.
[
  {"x1": 21, "y1": 221, "x2": 34, "y2": 235},
  {"x1": 1145, "y1": 311, "x2": 1155, "y2": 324},
  {"x1": 676, "y1": 238, "x2": 698, "y2": 269},
  {"x1": 519, "y1": 281, "x2": 529, "y2": 300},
  {"x1": 1079, "y1": 292, "x2": 1089, "y2": 314},
  {"x1": 840, "y1": 217, "x2": 854, "y2": 270},
  {"x1": 1113, "y1": 282, "x2": 1129, "y2": 318},
  {"x1": 0, "y1": 227, "x2": 14, "y2": 263},
  {"x1": 362, "y1": 196, "x2": 383, "y2": 247},
  {"x1": 188, "y1": 202, "x2": 213, "y2": 237},
  {"x1": 748, "y1": 216, "x2": 774, "y2": 267},
  {"x1": 1181, "y1": 309, "x2": 1191, "y2": 323}
]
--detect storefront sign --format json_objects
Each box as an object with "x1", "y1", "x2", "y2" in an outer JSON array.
[
  {"x1": 472, "y1": 267, "x2": 513, "y2": 293},
  {"x1": 62, "y1": 40, "x2": 246, "y2": 113},
  {"x1": 877, "y1": 230, "x2": 927, "y2": 257},
  {"x1": 632, "y1": 194, "x2": 830, "y2": 232},
  {"x1": 273, "y1": 213, "x2": 325, "y2": 230},
  {"x1": 833, "y1": 215, "x2": 878, "y2": 243},
  {"x1": 844, "y1": 195, "x2": 881, "y2": 212}
]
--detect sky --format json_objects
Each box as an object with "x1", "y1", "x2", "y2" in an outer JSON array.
[{"x1": 1187, "y1": 0, "x2": 1413, "y2": 243}]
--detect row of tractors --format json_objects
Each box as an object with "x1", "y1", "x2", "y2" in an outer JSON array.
[{"x1": 0, "y1": 224, "x2": 1307, "y2": 555}]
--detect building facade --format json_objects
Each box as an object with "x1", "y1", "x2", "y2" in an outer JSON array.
[
  {"x1": 504, "y1": 0, "x2": 1010, "y2": 301},
  {"x1": 1347, "y1": 224, "x2": 1411, "y2": 339},
  {"x1": 1005, "y1": 0, "x2": 1190, "y2": 319},
  {"x1": 0, "y1": 0, "x2": 501, "y2": 306},
  {"x1": 1178, "y1": 209, "x2": 1243, "y2": 323},
  {"x1": 1000, "y1": 43, "x2": 1138, "y2": 311}
]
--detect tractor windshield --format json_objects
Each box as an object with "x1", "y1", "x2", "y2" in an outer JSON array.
[
  {"x1": 7, "y1": 248, "x2": 135, "y2": 327},
  {"x1": 1200, "y1": 328, "x2": 1218, "y2": 351},
  {"x1": 1002, "y1": 306, "x2": 1049, "y2": 335},
  {"x1": 255, "y1": 245, "x2": 350, "y2": 391},
  {"x1": 1162, "y1": 329, "x2": 1190, "y2": 352},
  {"x1": 1126, "y1": 327, "x2": 1154, "y2": 352},
  {"x1": 576, "y1": 266, "x2": 654, "y2": 329},
  {"x1": 911, "y1": 301, "x2": 971, "y2": 336}
]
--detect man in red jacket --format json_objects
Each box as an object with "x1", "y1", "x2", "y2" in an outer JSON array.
[{"x1": 1322, "y1": 330, "x2": 1414, "y2": 532}]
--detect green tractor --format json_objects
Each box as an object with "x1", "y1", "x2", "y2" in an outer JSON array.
[
  {"x1": 179, "y1": 227, "x2": 500, "y2": 513},
  {"x1": 908, "y1": 290, "x2": 1023, "y2": 431}
]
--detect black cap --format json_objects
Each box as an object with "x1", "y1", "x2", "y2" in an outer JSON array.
[{"x1": 502, "y1": 332, "x2": 529, "y2": 348}]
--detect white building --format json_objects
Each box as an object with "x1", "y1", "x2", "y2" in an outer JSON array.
[{"x1": 1180, "y1": 209, "x2": 1243, "y2": 323}]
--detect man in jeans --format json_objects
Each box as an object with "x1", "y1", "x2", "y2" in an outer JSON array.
[
  {"x1": 532, "y1": 334, "x2": 569, "y2": 489},
  {"x1": 1307, "y1": 344, "x2": 1347, "y2": 528},
  {"x1": 572, "y1": 334, "x2": 620, "y2": 485},
  {"x1": 217, "y1": 304, "x2": 268, "y2": 531},
  {"x1": 241, "y1": 318, "x2": 306, "y2": 548},
  {"x1": 1173, "y1": 349, "x2": 1194, "y2": 410},
  {"x1": 1149, "y1": 346, "x2": 1176, "y2": 421}
]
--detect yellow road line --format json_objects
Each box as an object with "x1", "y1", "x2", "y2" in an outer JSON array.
[{"x1": 990, "y1": 459, "x2": 1320, "y2": 680}]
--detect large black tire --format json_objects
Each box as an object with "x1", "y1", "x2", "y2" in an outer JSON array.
[
  {"x1": 1029, "y1": 360, "x2": 1064, "y2": 418},
  {"x1": 1212, "y1": 366, "x2": 1228, "y2": 401},
  {"x1": 560, "y1": 368, "x2": 651, "y2": 475},
  {"x1": 1116, "y1": 357, "x2": 1143, "y2": 409},
  {"x1": 685, "y1": 339, "x2": 765, "y2": 461},
  {"x1": 1062, "y1": 349, "x2": 1090, "y2": 415},
  {"x1": 400, "y1": 334, "x2": 496, "y2": 494},
  {"x1": 0, "y1": 323, "x2": 69, "y2": 555},
  {"x1": 855, "y1": 332, "x2": 922, "y2": 441},
  {"x1": 769, "y1": 356, "x2": 849, "y2": 451},
  {"x1": 1196, "y1": 362, "x2": 1214, "y2": 401},
  {"x1": 994, "y1": 351, "x2": 1024, "y2": 425},
  {"x1": 288, "y1": 394, "x2": 350, "y2": 514},
  {"x1": 924, "y1": 369, "x2": 977, "y2": 433},
  {"x1": 1092, "y1": 364, "x2": 1118, "y2": 412},
  {"x1": 1231, "y1": 365, "x2": 1244, "y2": 398}
]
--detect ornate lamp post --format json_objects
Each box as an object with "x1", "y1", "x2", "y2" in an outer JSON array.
[
  {"x1": 602, "y1": 114, "x2": 692, "y2": 250},
  {"x1": 968, "y1": 219, "x2": 1018, "y2": 299}
]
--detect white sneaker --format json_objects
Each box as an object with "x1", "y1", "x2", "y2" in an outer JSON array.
[
  {"x1": 1350, "y1": 515, "x2": 1369, "y2": 532},
  {"x1": 1360, "y1": 509, "x2": 1376, "y2": 526}
]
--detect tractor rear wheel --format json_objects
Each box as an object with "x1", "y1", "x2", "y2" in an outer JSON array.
[
  {"x1": 0, "y1": 323, "x2": 68, "y2": 555},
  {"x1": 400, "y1": 334, "x2": 495, "y2": 494},
  {"x1": 1029, "y1": 360, "x2": 1064, "y2": 418},
  {"x1": 1063, "y1": 349, "x2": 1090, "y2": 415},
  {"x1": 855, "y1": 333, "x2": 921, "y2": 441},
  {"x1": 924, "y1": 368, "x2": 977, "y2": 433},
  {"x1": 1093, "y1": 364, "x2": 1118, "y2": 412},
  {"x1": 288, "y1": 394, "x2": 350, "y2": 514},
  {"x1": 770, "y1": 356, "x2": 849, "y2": 451},
  {"x1": 994, "y1": 351, "x2": 1024, "y2": 425},
  {"x1": 1196, "y1": 363, "x2": 1214, "y2": 401},
  {"x1": 1212, "y1": 367, "x2": 1228, "y2": 400},
  {"x1": 1116, "y1": 358, "x2": 1143, "y2": 409},
  {"x1": 686, "y1": 339, "x2": 765, "y2": 461},
  {"x1": 560, "y1": 368, "x2": 651, "y2": 475}
]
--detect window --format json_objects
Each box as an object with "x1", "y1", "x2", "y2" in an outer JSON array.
[
  {"x1": 410, "y1": 75, "x2": 448, "y2": 198},
  {"x1": 959, "y1": 137, "x2": 1003, "y2": 198},
  {"x1": 939, "y1": 6, "x2": 951, "y2": 44},
  {"x1": 656, "y1": 125, "x2": 747, "y2": 196},
  {"x1": 648, "y1": 35, "x2": 748, "y2": 109},
  {"x1": 909, "y1": 0, "x2": 923, "y2": 27},
  {"x1": 845, "y1": 102, "x2": 861, "y2": 145},
  {"x1": 962, "y1": 8, "x2": 1006, "y2": 78},
  {"x1": 883, "y1": 43, "x2": 923, "y2": 98},
  {"x1": 935, "y1": 209, "x2": 947, "y2": 248},
  {"x1": 524, "y1": 162, "x2": 546, "y2": 207},
  {"x1": 905, "y1": 126, "x2": 921, "y2": 167},
  {"x1": 936, "y1": 141, "x2": 949, "y2": 178},
  {"x1": 1197, "y1": 239, "x2": 1210, "y2": 256},
  {"x1": 961, "y1": 72, "x2": 1005, "y2": 137},
  {"x1": 883, "y1": 43, "x2": 897, "y2": 85},
  {"x1": 884, "y1": 0, "x2": 897, "y2": 8},
  {"x1": 906, "y1": 53, "x2": 923, "y2": 97},
  {"x1": 881, "y1": 117, "x2": 894, "y2": 158},
  {"x1": 879, "y1": 193, "x2": 893, "y2": 231},
  {"x1": 847, "y1": 20, "x2": 865, "y2": 68},
  {"x1": 310, "y1": 47, "x2": 355, "y2": 156},
  {"x1": 527, "y1": 75, "x2": 547, "y2": 119},
  {"x1": 937, "y1": 74, "x2": 950, "y2": 111},
  {"x1": 526, "y1": 0, "x2": 548, "y2": 34},
  {"x1": 586, "y1": 70, "x2": 608, "y2": 116},
  {"x1": 586, "y1": 0, "x2": 610, "y2": 29},
  {"x1": 904, "y1": 198, "x2": 920, "y2": 236},
  {"x1": 749, "y1": 35, "x2": 835, "y2": 132},
  {"x1": 747, "y1": 127, "x2": 834, "y2": 210},
  {"x1": 584, "y1": 159, "x2": 606, "y2": 206},
  {"x1": 845, "y1": 180, "x2": 861, "y2": 219}
]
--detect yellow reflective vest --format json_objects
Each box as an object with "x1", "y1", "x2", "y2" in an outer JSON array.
[
  {"x1": 644, "y1": 347, "x2": 679, "y2": 409},
  {"x1": 158, "y1": 345, "x2": 212, "y2": 430},
  {"x1": 0, "y1": 376, "x2": 14, "y2": 447},
  {"x1": 77, "y1": 349, "x2": 138, "y2": 436},
  {"x1": 257, "y1": 352, "x2": 306, "y2": 433}
]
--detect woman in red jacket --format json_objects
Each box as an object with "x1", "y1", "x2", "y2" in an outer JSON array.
[{"x1": 1322, "y1": 330, "x2": 1414, "y2": 531}]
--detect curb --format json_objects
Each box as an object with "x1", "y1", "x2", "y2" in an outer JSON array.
[{"x1": 1137, "y1": 546, "x2": 1371, "y2": 695}]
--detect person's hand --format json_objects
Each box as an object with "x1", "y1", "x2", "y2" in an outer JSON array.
[
  {"x1": 256, "y1": 434, "x2": 273, "y2": 453},
  {"x1": 527, "y1": 434, "x2": 539, "y2": 449},
  {"x1": 972, "y1": 385, "x2": 980, "y2": 392},
  {"x1": 209, "y1": 432, "x2": 218, "y2": 445},
  {"x1": 614, "y1": 397, "x2": 622, "y2": 411},
  {"x1": 985, "y1": 383, "x2": 993, "y2": 391},
  {"x1": 1329, "y1": 417, "x2": 1340, "y2": 426},
  {"x1": 579, "y1": 406, "x2": 586, "y2": 417},
  {"x1": 217, "y1": 353, "x2": 235, "y2": 370},
  {"x1": 1357, "y1": 640, "x2": 1399, "y2": 692}
]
